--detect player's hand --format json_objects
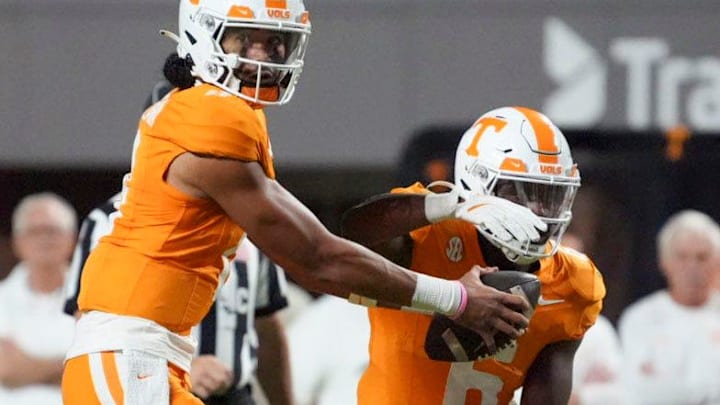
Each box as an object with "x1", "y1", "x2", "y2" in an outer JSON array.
[
  {"x1": 424, "y1": 183, "x2": 546, "y2": 247},
  {"x1": 190, "y1": 355, "x2": 234, "y2": 399},
  {"x1": 454, "y1": 266, "x2": 530, "y2": 353},
  {"x1": 454, "y1": 193, "x2": 547, "y2": 246}
]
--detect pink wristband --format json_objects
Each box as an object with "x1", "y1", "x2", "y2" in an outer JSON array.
[{"x1": 449, "y1": 282, "x2": 468, "y2": 320}]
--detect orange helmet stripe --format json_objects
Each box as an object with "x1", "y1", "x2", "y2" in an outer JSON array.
[
  {"x1": 228, "y1": 5, "x2": 254, "y2": 18},
  {"x1": 514, "y1": 106, "x2": 559, "y2": 164},
  {"x1": 499, "y1": 157, "x2": 528, "y2": 173},
  {"x1": 266, "y1": 0, "x2": 287, "y2": 9}
]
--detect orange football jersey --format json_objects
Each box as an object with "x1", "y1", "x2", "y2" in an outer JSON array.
[
  {"x1": 77, "y1": 84, "x2": 275, "y2": 334},
  {"x1": 357, "y1": 184, "x2": 605, "y2": 405}
]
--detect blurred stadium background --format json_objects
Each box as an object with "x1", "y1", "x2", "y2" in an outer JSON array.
[{"x1": 2, "y1": 0, "x2": 720, "y2": 324}]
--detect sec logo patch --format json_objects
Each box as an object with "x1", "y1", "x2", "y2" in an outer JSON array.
[{"x1": 445, "y1": 237, "x2": 463, "y2": 262}]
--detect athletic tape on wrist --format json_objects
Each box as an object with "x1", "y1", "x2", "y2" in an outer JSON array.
[
  {"x1": 448, "y1": 282, "x2": 468, "y2": 320},
  {"x1": 411, "y1": 273, "x2": 463, "y2": 315}
]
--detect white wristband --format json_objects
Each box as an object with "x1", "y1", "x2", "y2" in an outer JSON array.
[
  {"x1": 411, "y1": 273, "x2": 463, "y2": 316},
  {"x1": 424, "y1": 192, "x2": 458, "y2": 223}
]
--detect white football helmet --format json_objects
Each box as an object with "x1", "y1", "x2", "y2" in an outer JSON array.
[
  {"x1": 454, "y1": 106, "x2": 580, "y2": 264},
  {"x1": 168, "y1": 0, "x2": 311, "y2": 105}
]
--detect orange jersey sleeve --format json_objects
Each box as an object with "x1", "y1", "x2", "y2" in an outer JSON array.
[
  {"x1": 358, "y1": 208, "x2": 605, "y2": 405},
  {"x1": 78, "y1": 84, "x2": 275, "y2": 334},
  {"x1": 150, "y1": 84, "x2": 275, "y2": 176}
]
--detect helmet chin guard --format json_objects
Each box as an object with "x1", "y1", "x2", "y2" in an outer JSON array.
[
  {"x1": 169, "y1": 0, "x2": 311, "y2": 106},
  {"x1": 454, "y1": 106, "x2": 580, "y2": 263}
]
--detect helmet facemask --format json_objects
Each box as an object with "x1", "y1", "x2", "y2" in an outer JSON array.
[
  {"x1": 484, "y1": 174, "x2": 578, "y2": 264},
  {"x1": 217, "y1": 24, "x2": 308, "y2": 104}
]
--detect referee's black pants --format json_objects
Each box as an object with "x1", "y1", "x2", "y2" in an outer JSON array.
[{"x1": 204, "y1": 385, "x2": 254, "y2": 405}]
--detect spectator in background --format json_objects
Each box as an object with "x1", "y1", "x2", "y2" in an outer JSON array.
[
  {"x1": 0, "y1": 192, "x2": 77, "y2": 405},
  {"x1": 619, "y1": 209, "x2": 720, "y2": 404}
]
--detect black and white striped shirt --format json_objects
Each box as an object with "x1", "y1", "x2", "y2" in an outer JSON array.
[{"x1": 63, "y1": 194, "x2": 289, "y2": 392}]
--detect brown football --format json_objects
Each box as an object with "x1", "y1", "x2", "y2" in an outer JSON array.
[{"x1": 424, "y1": 271, "x2": 540, "y2": 362}]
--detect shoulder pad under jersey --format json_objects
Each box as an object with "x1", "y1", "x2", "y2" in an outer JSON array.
[
  {"x1": 553, "y1": 246, "x2": 606, "y2": 302},
  {"x1": 151, "y1": 84, "x2": 266, "y2": 161}
]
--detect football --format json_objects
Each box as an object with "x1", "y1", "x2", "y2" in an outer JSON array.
[{"x1": 424, "y1": 271, "x2": 540, "y2": 362}]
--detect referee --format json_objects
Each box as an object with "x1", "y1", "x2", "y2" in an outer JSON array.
[{"x1": 63, "y1": 79, "x2": 296, "y2": 405}]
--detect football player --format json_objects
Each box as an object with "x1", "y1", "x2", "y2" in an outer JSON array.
[
  {"x1": 62, "y1": 192, "x2": 294, "y2": 405},
  {"x1": 342, "y1": 106, "x2": 606, "y2": 405},
  {"x1": 60, "y1": 2, "x2": 544, "y2": 404}
]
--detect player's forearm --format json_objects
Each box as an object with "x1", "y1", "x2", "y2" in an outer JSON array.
[
  {"x1": 287, "y1": 233, "x2": 416, "y2": 305},
  {"x1": 341, "y1": 194, "x2": 428, "y2": 246},
  {"x1": 244, "y1": 179, "x2": 461, "y2": 315},
  {"x1": 256, "y1": 315, "x2": 294, "y2": 405},
  {"x1": 298, "y1": 234, "x2": 464, "y2": 317},
  {"x1": 244, "y1": 182, "x2": 415, "y2": 305}
]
